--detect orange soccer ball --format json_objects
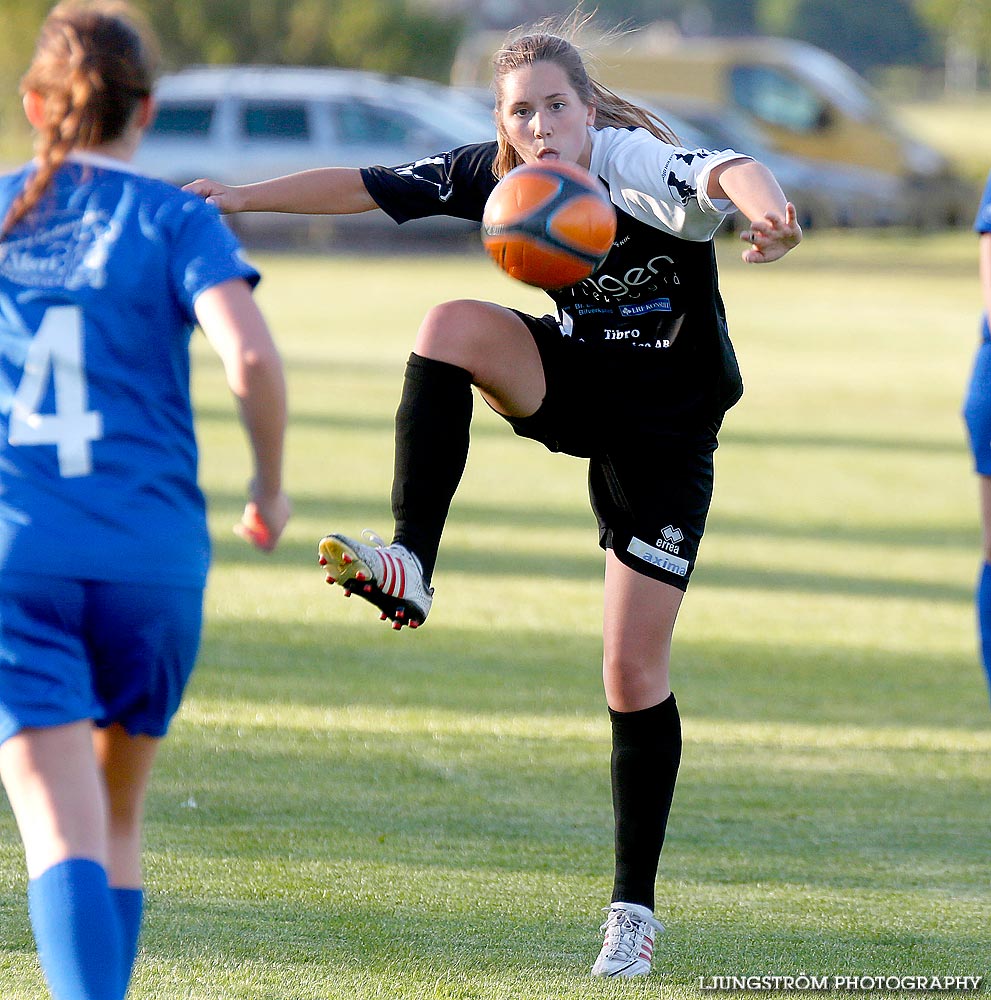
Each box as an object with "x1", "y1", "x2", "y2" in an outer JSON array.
[{"x1": 481, "y1": 160, "x2": 617, "y2": 290}]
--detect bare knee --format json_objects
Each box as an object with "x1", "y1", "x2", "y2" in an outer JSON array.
[
  {"x1": 414, "y1": 299, "x2": 492, "y2": 365},
  {"x1": 411, "y1": 300, "x2": 544, "y2": 414},
  {"x1": 603, "y1": 651, "x2": 671, "y2": 713},
  {"x1": 106, "y1": 794, "x2": 142, "y2": 836}
]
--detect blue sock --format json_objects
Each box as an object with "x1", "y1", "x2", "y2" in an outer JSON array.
[
  {"x1": 112, "y1": 887, "x2": 143, "y2": 993},
  {"x1": 27, "y1": 858, "x2": 124, "y2": 1000},
  {"x1": 978, "y1": 563, "x2": 991, "y2": 705}
]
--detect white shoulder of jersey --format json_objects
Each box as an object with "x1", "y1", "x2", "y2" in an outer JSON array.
[
  {"x1": 68, "y1": 150, "x2": 146, "y2": 177},
  {"x1": 588, "y1": 126, "x2": 753, "y2": 241}
]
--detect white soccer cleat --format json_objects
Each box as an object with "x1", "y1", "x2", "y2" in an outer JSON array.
[
  {"x1": 318, "y1": 529, "x2": 433, "y2": 629},
  {"x1": 590, "y1": 902, "x2": 664, "y2": 978}
]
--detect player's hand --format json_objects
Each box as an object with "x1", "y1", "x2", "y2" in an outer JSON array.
[
  {"x1": 183, "y1": 178, "x2": 245, "y2": 214},
  {"x1": 739, "y1": 202, "x2": 802, "y2": 263},
  {"x1": 235, "y1": 490, "x2": 291, "y2": 552}
]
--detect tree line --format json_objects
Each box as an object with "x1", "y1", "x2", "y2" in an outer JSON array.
[
  {"x1": 0, "y1": 0, "x2": 464, "y2": 143},
  {"x1": 1, "y1": 0, "x2": 989, "y2": 143},
  {"x1": 591, "y1": 0, "x2": 990, "y2": 77}
]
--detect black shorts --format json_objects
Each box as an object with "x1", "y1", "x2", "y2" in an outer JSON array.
[{"x1": 502, "y1": 311, "x2": 723, "y2": 591}]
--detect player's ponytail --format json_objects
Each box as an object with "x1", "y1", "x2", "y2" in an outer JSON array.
[
  {"x1": 491, "y1": 15, "x2": 680, "y2": 179},
  {"x1": 1, "y1": 0, "x2": 156, "y2": 240}
]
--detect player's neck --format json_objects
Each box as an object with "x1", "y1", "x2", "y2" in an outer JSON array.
[{"x1": 85, "y1": 125, "x2": 143, "y2": 165}]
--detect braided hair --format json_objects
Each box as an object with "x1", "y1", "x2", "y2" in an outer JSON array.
[{"x1": 1, "y1": 0, "x2": 156, "y2": 239}]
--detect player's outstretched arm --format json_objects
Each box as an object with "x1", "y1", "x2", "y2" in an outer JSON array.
[
  {"x1": 195, "y1": 279, "x2": 291, "y2": 552},
  {"x1": 184, "y1": 167, "x2": 379, "y2": 217},
  {"x1": 706, "y1": 158, "x2": 803, "y2": 263},
  {"x1": 738, "y1": 202, "x2": 802, "y2": 264}
]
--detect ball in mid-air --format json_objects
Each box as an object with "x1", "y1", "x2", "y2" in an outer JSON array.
[{"x1": 481, "y1": 160, "x2": 617, "y2": 290}]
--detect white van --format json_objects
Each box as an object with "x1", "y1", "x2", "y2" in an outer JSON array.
[{"x1": 452, "y1": 29, "x2": 974, "y2": 226}]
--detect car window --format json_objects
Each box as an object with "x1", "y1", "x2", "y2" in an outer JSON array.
[
  {"x1": 795, "y1": 47, "x2": 880, "y2": 121},
  {"x1": 148, "y1": 101, "x2": 214, "y2": 137},
  {"x1": 729, "y1": 65, "x2": 826, "y2": 133},
  {"x1": 328, "y1": 99, "x2": 439, "y2": 146},
  {"x1": 332, "y1": 100, "x2": 411, "y2": 143},
  {"x1": 240, "y1": 101, "x2": 310, "y2": 141}
]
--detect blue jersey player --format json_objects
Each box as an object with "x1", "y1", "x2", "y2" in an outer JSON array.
[
  {"x1": 963, "y1": 169, "x2": 991, "y2": 707},
  {"x1": 0, "y1": 4, "x2": 289, "y2": 999},
  {"x1": 187, "y1": 18, "x2": 801, "y2": 980}
]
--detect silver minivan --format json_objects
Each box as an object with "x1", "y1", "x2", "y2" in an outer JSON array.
[{"x1": 133, "y1": 65, "x2": 496, "y2": 245}]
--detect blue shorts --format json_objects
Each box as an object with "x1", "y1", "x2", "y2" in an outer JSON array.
[
  {"x1": 963, "y1": 331, "x2": 991, "y2": 475},
  {"x1": 0, "y1": 575, "x2": 203, "y2": 746}
]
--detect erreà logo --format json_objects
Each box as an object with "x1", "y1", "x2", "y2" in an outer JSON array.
[{"x1": 657, "y1": 524, "x2": 684, "y2": 553}]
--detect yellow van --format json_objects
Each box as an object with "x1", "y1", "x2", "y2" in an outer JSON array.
[{"x1": 452, "y1": 28, "x2": 973, "y2": 224}]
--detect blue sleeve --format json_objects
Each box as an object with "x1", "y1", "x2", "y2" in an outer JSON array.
[
  {"x1": 974, "y1": 171, "x2": 991, "y2": 234},
  {"x1": 167, "y1": 196, "x2": 261, "y2": 322}
]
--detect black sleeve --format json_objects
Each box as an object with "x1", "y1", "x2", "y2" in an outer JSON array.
[{"x1": 359, "y1": 141, "x2": 499, "y2": 225}]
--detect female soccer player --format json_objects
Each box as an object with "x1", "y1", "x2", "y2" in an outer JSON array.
[
  {"x1": 187, "y1": 20, "x2": 801, "y2": 979},
  {"x1": 963, "y1": 168, "x2": 991, "y2": 707},
  {"x1": 0, "y1": 3, "x2": 290, "y2": 998}
]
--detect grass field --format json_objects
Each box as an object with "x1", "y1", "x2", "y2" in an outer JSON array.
[
  {"x1": 892, "y1": 94, "x2": 991, "y2": 186},
  {"x1": 1, "y1": 229, "x2": 989, "y2": 999}
]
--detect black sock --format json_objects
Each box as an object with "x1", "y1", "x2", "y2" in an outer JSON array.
[
  {"x1": 609, "y1": 693, "x2": 682, "y2": 910},
  {"x1": 391, "y1": 353, "x2": 473, "y2": 583}
]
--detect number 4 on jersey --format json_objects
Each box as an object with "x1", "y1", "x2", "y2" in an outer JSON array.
[{"x1": 8, "y1": 305, "x2": 103, "y2": 478}]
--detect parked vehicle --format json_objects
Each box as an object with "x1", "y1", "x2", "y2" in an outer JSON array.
[
  {"x1": 449, "y1": 83, "x2": 903, "y2": 231},
  {"x1": 132, "y1": 65, "x2": 497, "y2": 245},
  {"x1": 655, "y1": 98, "x2": 906, "y2": 229},
  {"x1": 453, "y1": 29, "x2": 976, "y2": 227}
]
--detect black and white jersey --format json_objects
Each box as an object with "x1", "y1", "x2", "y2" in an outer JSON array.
[{"x1": 361, "y1": 127, "x2": 753, "y2": 420}]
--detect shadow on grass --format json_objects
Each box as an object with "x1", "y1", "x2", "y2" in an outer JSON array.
[
  {"x1": 721, "y1": 427, "x2": 966, "y2": 456},
  {"x1": 147, "y1": 678, "x2": 989, "y2": 893},
  {"x1": 127, "y1": 887, "x2": 988, "y2": 995},
  {"x1": 690, "y1": 563, "x2": 971, "y2": 603},
  {"x1": 4, "y1": 872, "x2": 985, "y2": 999},
  {"x1": 207, "y1": 519, "x2": 973, "y2": 605},
  {"x1": 192, "y1": 615, "x2": 988, "y2": 730},
  {"x1": 127, "y1": 693, "x2": 989, "y2": 992},
  {"x1": 198, "y1": 390, "x2": 970, "y2": 454},
  {"x1": 706, "y1": 513, "x2": 977, "y2": 549},
  {"x1": 3, "y1": 628, "x2": 985, "y2": 996}
]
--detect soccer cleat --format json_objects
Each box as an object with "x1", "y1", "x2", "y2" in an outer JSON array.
[
  {"x1": 590, "y1": 902, "x2": 664, "y2": 978},
  {"x1": 318, "y1": 529, "x2": 433, "y2": 629}
]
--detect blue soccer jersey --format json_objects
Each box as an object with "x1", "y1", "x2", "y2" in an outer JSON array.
[
  {"x1": 975, "y1": 171, "x2": 991, "y2": 343},
  {"x1": 975, "y1": 171, "x2": 991, "y2": 236},
  {"x1": 0, "y1": 152, "x2": 259, "y2": 586}
]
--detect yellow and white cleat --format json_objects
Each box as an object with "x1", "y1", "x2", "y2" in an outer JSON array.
[{"x1": 318, "y1": 529, "x2": 433, "y2": 630}]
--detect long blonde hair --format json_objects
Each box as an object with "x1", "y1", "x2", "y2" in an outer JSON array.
[
  {"x1": 491, "y1": 16, "x2": 678, "y2": 179},
  {"x1": 1, "y1": 0, "x2": 157, "y2": 239}
]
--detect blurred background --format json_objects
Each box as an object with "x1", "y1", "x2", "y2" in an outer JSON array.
[{"x1": 2, "y1": 0, "x2": 990, "y2": 241}]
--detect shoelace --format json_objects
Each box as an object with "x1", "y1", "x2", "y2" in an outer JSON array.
[
  {"x1": 598, "y1": 909, "x2": 647, "y2": 960},
  {"x1": 358, "y1": 529, "x2": 426, "y2": 591}
]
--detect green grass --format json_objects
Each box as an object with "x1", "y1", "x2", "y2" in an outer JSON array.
[
  {"x1": 1, "y1": 230, "x2": 989, "y2": 999},
  {"x1": 892, "y1": 94, "x2": 991, "y2": 186}
]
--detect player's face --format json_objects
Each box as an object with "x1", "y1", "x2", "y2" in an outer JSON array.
[{"x1": 499, "y1": 61, "x2": 595, "y2": 168}]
